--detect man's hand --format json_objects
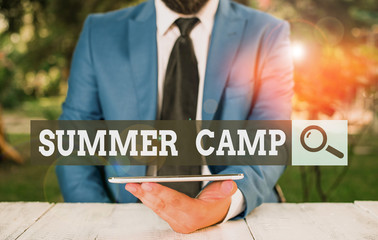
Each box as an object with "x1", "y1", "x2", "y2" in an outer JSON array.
[{"x1": 125, "y1": 180, "x2": 237, "y2": 234}]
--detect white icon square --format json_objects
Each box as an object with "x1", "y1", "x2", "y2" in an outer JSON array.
[{"x1": 292, "y1": 120, "x2": 348, "y2": 166}]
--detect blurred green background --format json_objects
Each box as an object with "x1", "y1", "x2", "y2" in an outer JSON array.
[{"x1": 0, "y1": 0, "x2": 377, "y2": 203}]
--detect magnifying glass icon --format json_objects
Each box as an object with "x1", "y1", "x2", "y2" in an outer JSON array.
[{"x1": 300, "y1": 125, "x2": 344, "y2": 159}]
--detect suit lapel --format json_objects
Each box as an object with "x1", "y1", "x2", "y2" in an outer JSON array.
[
  {"x1": 202, "y1": 0, "x2": 246, "y2": 120},
  {"x1": 128, "y1": 0, "x2": 158, "y2": 120}
]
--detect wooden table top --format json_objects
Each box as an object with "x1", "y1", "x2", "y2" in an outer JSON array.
[{"x1": 1, "y1": 201, "x2": 377, "y2": 240}]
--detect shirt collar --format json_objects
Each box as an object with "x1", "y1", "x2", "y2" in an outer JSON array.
[{"x1": 155, "y1": 0, "x2": 219, "y2": 36}]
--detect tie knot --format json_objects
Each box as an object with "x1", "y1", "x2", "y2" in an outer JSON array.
[{"x1": 175, "y1": 17, "x2": 199, "y2": 36}]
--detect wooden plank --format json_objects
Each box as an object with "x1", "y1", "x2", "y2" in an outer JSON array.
[
  {"x1": 299, "y1": 203, "x2": 378, "y2": 240},
  {"x1": 17, "y1": 203, "x2": 115, "y2": 240},
  {"x1": 245, "y1": 203, "x2": 331, "y2": 240},
  {"x1": 0, "y1": 202, "x2": 53, "y2": 240},
  {"x1": 96, "y1": 204, "x2": 252, "y2": 240},
  {"x1": 355, "y1": 201, "x2": 378, "y2": 220},
  {"x1": 246, "y1": 203, "x2": 378, "y2": 240},
  {"x1": 18, "y1": 203, "x2": 253, "y2": 240}
]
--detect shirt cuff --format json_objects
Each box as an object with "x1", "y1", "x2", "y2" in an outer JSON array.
[{"x1": 221, "y1": 188, "x2": 246, "y2": 223}]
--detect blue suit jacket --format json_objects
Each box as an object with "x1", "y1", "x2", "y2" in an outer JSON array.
[{"x1": 56, "y1": 0, "x2": 293, "y2": 218}]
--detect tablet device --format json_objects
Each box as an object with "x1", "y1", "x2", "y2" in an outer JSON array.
[{"x1": 108, "y1": 174, "x2": 244, "y2": 184}]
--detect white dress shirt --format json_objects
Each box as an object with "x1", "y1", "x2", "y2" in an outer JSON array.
[{"x1": 154, "y1": 0, "x2": 245, "y2": 222}]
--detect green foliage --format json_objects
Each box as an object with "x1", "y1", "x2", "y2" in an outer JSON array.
[
  {"x1": 0, "y1": 133, "x2": 63, "y2": 202},
  {"x1": 0, "y1": 0, "x2": 139, "y2": 108},
  {"x1": 279, "y1": 132, "x2": 378, "y2": 202},
  {"x1": 264, "y1": 0, "x2": 377, "y2": 202},
  {"x1": 4, "y1": 96, "x2": 64, "y2": 119}
]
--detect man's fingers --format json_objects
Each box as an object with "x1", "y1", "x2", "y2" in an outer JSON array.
[
  {"x1": 127, "y1": 182, "x2": 204, "y2": 232},
  {"x1": 125, "y1": 181, "x2": 234, "y2": 233},
  {"x1": 125, "y1": 182, "x2": 196, "y2": 214},
  {"x1": 126, "y1": 181, "x2": 237, "y2": 203},
  {"x1": 140, "y1": 182, "x2": 191, "y2": 202},
  {"x1": 198, "y1": 180, "x2": 237, "y2": 201},
  {"x1": 125, "y1": 183, "x2": 146, "y2": 199},
  {"x1": 140, "y1": 183, "x2": 195, "y2": 211}
]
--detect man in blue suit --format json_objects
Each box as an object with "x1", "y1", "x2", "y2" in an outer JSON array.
[{"x1": 56, "y1": 0, "x2": 293, "y2": 233}]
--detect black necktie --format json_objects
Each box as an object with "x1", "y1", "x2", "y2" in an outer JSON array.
[{"x1": 158, "y1": 18, "x2": 202, "y2": 198}]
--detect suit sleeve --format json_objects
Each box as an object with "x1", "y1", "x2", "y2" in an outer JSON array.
[
  {"x1": 56, "y1": 15, "x2": 111, "y2": 203},
  {"x1": 219, "y1": 21, "x2": 294, "y2": 218}
]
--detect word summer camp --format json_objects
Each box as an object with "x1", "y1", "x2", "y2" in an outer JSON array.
[{"x1": 38, "y1": 129, "x2": 286, "y2": 157}]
